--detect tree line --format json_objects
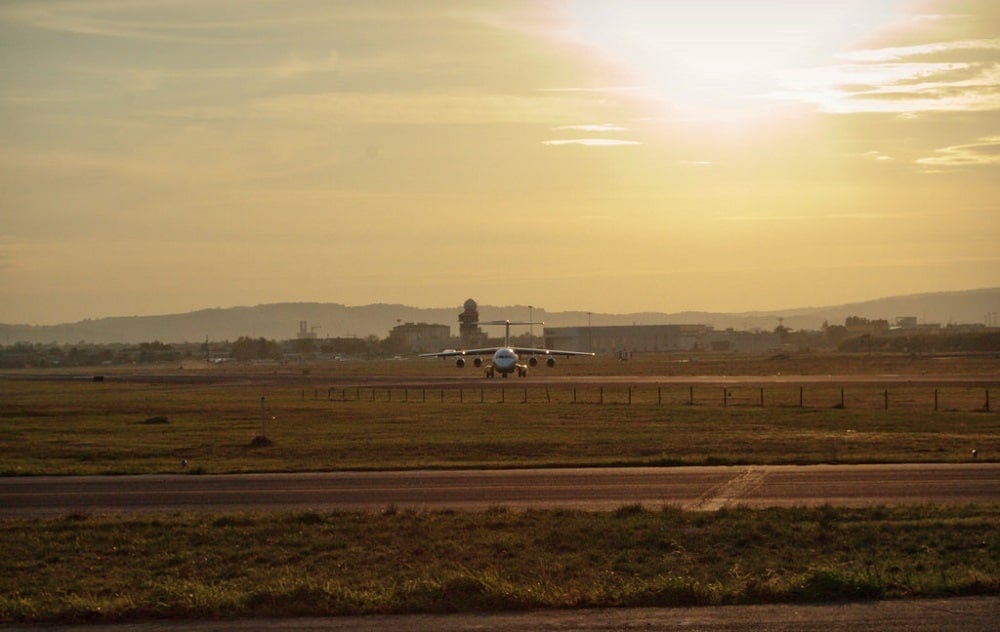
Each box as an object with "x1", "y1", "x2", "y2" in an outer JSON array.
[{"x1": 2, "y1": 327, "x2": 997, "y2": 369}]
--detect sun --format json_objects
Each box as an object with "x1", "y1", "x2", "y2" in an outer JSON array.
[{"x1": 561, "y1": 0, "x2": 903, "y2": 121}]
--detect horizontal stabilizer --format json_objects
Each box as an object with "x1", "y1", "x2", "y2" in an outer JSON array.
[{"x1": 474, "y1": 320, "x2": 544, "y2": 327}]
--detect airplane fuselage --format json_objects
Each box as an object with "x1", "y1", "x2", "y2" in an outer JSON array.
[{"x1": 489, "y1": 347, "x2": 523, "y2": 378}]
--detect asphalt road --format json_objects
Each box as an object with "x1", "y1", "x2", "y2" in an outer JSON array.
[{"x1": 2, "y1": 463, "x2": 997, "y2": 516}]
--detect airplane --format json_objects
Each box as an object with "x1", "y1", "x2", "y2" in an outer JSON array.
[{"x1": 420, "y1": 320, "x2": 594, "y2": 378}]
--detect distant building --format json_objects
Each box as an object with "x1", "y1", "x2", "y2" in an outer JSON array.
[
  {"x1": 844, "y1": 316, "x2": 891, "y2": 335},
  {"x1": 390, "y1": 322, "x2": 451, "y2": 353},
  {"x1": 701, "y1": 329, "x2": 782, "y2": 353},
  {"x1": 544, "y1": 324, "x2": 713, "y2": 354},
  {"x1": 296, "y1": 320, "x2": 318, "y2": 339}
]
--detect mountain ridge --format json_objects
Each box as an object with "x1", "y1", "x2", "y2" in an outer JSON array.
[{"x1": 2, "y1": 288, "x2": 997, "y2": 345}]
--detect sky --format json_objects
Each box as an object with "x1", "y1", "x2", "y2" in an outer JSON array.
[{"x1": 1, "y1": 0, "x2": 998, "y2": 325}]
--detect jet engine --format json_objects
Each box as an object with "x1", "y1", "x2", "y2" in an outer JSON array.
[
  {"x1": 473, "y1": 357, "x2": 484, "y2": 367},
  {"x1": 528, "y1": 356, "x2": 538, "y2": 367},
  {"x1": 546, "y1": 357, "x2": 556, "y2": 368},
  {"x1": 455, "y1": 357, "x2": 465, "y2": 368}
]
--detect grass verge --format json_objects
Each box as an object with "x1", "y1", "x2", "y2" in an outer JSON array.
[
  {"x1": 1, "y1": 504, "x2": 997, "y2": 623},
  {"x1": 1, "y1": 378, "x2": 997, "y2": 474}
]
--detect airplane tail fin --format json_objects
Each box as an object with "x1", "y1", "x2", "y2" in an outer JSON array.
[{"x1": 474, "y1": 320, "x2": 544, "y2": 347}]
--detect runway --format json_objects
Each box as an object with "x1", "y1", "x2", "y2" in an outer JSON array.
[
  {"x1": 3, "y1": 597, "x2": 997, "y2": 632},
  {"x1": 2, "y1": 463, "x2": 997, "y2": 516}
]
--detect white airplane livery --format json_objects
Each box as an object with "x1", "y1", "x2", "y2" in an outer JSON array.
[{"x1": 420, "y1": 320, "x2": 594, "y2": 378}]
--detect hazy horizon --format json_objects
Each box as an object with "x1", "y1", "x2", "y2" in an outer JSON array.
[
  {"x1": 4, "y1": 285, "x2": 997, "y2": 329},
  {"x1": 2, "y1": 1, "x2": 998, "y2": 325}
]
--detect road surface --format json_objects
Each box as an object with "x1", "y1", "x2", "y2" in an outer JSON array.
[
  {"x1": 2, "y1": 597, "x2": 997, "y2": 631},
  {"x1": 2, "y1": 463, "x2": 997, "y2": 516}
]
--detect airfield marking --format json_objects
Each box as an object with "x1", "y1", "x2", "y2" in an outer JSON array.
[{"x1": 685, "y1": 465, "x2": 769, "y2": 511}]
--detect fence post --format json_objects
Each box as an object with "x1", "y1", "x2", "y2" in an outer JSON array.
[
  {"x1": 599, "y1": 387, "x2": 603, "y2": 405},
  {"x1": 840, "y1": 388, "x2": 845, "y2": 408},
  {"x1": 934, "y1": 389, "x2": 938, "y2": 411},
  {"x1": 689, "y1": 386, "x2": 694, "y2": 406},
  {"x1": 573, "y1": 387, "x2": 577, "y2": 404},
  {"x1": 884, "y1": 389, "x2": 889, "y2": 410},
  {"x1": 800, "y1": 386, "x2": 804, "y2": 408},
  {"x1": 546, "y1": 387, "x2": 551, "y2": 403},
  {"x1": 760, "y1": 387, "x2": 764, "y2": 407},
  {"x1": 723, "y1": 388, "x2": 728, "y2": 407},
  {"x1": 986, "y1": 389, "x2": 991, "y2": 412},
  {"x1": 658, "y1": 386, "x2": 662, "y2": 406},
  {"x1": 628, "y1": 386, "x2": 632, "y2": 405},
  {"x1": 259, "y1": 396, "x2": 267, "y2": 439},
  {"x1": 523, "y1": 388, "x2": 527, "y2": 404}
]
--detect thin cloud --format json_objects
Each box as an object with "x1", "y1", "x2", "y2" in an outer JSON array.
[
  {"x1": 0, "y1": 1, "x2": 355, "y2": 43},
  {"x1": 2, "y1": 1, "x2": 233, "y2": 42},
  {"x1": 863, "y1": 151, "x2": 893, "y2": 162},
  {"x1": 537, "y1": 86, "x2": 644, "y2": 93},
  {"x1": 269, "y1": 52, "x2": 341, "y2": 79},
  {"x1": 720, "y1": 211, "x2": 907, "y2": 222},
  {"x1": 677, "y1": 160, "x2": 714, "y2": 167},
  {"x1": 836, "y1": 38, "x2": 1000, "y2": 62},
  {"x1": 541, "y1": 138, "x2": 640, "y2": 147},
  {"x1": 552, "y1": 123, "x2": 629, "y2": 132},
  {"x1": 916, "y1": 136, "x2": 1000, "y2": 168},
  {"x1": 773, "y1": 38, "x2": 1000, "y2": 114},
  {"x1": 245, "y1": 91, "x2": 596, "y2": 126}
]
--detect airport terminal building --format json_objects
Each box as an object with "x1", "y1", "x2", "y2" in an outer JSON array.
[
  {"x1": 544, "y1": 324, "x2": 713, "y2": 354},
  {"x1": 544, "y1": 324, "x2": 783, "y2": 354}
]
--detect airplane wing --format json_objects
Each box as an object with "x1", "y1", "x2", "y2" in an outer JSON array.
[
  {"x1": 419, "y1": 347, "x2": 593, "y2": 358},
  {"x1": 511, "y1": 347, "x2": 595, "y2": 357},
  {"x1": 419, "y1": 348, "x2": 500, "y2": 358}
]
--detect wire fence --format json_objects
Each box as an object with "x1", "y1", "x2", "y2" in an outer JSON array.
[{"x1": 307, "y1": 384, "x2": 995, "y2": 412}]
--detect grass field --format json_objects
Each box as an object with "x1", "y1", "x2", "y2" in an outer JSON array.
[
  {"x1": 2, "y1": 504, "x2": 997, "y2": 623},
  {"x1": 0, "y1": 376, "x2": 997, "y2": 475},
  {"x1": 1, "y1": 354, "x2": 997, "y2": 623}
]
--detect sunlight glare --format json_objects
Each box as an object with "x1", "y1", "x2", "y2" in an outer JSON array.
[{"x1": 563, "y1": 1, "x2": 903, "y2": 121}]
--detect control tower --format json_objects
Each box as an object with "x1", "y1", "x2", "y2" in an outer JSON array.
[{"x1": 458, "y1": 298, "x2": 484, "y2": 345}]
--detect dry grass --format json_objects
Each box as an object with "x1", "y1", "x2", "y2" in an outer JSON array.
[
  {"x1": 1, "y1": 504, "x2": 997, "y2": 623},
  {"x1": 1, "y1": 355, "x2": 997, "y2": 475}
]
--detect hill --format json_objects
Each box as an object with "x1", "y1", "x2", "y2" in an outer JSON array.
[{"x1": 1, "y1": 288, "x2": 997, "y2": 345}]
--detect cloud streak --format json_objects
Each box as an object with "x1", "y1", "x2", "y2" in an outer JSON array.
[
  {"x1": 916, "y1": 136, "x2": 1000, "y2": 168},
  {"x1": 552, "y1": 123, "x2": 629, "y2": 132},
  {"x1": 541, "y1": 138, "x2": 640, "y2": 147},
  {"x1": 774, "y1": 38, "x2": 1000, "y2": 114}
]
